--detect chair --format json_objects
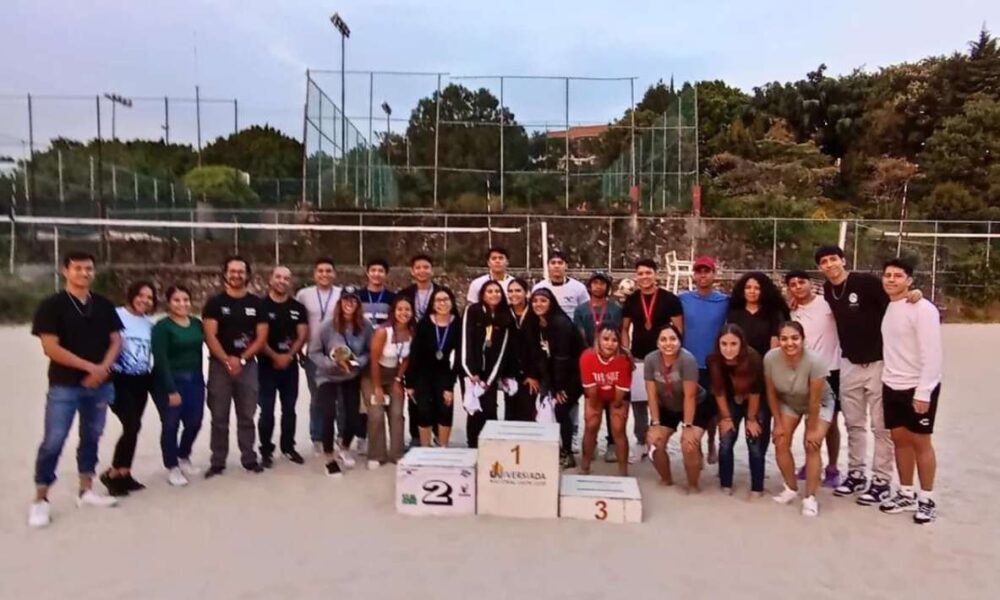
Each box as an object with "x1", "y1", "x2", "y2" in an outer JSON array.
[{"x1": 663, "y1": 250, "x2": 694, "y2": 294}]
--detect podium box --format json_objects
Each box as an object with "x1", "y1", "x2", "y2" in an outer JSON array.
[
  {"x1": 559, "y1": 475, "x2": 642, "y2": 524},
  {"x1": 396, "y1": 448, "x2": 477, "y2": 516},
  {"x1": 477, "y1": 420, "x2": 560, "y2": 519}
]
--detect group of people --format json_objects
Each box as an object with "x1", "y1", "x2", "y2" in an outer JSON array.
[{"x1": 27, "y1": 243, "x2": 943, "y2": 528}]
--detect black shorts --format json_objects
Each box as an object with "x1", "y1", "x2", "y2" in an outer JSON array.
[
  {"x1": 828, "y1": 369, "x2": 841, "y2": 413},
  {"x1": 658, "y1": 399, "x2": 713, "y2": 431},
  {"x1": 882, "y1": 384, "x2": 940, "y2": 435}
]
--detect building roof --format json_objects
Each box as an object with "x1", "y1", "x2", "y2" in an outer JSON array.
[{"x1": 546, "y1": 124, "x2": 609, "y2": 140}]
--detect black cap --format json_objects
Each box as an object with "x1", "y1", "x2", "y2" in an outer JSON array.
[
  {"x1": 341, "y1": 285, "x2": 360, "y2": 300},
  {"x1": 587, "y1": 271, "x2": 612, "y2": 286}
]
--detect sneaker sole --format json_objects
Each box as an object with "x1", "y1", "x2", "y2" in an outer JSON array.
[
  {"x1": 879, "y1": 505, "x2": 916, "y2": 514},
  {"x1": 913, "y1": 516, "x2": 935, "y2": 525}
]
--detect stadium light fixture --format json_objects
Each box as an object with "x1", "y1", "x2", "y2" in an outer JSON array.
[
  {"x1": 103, "y1": 93, "x2": 133, "y2": 141},
  {"x1": 381, "y1": 102, "x2": 392, "y2": 167},
  {"x1": 330, "y1": 13, "x2": 350, "y2": 158}
]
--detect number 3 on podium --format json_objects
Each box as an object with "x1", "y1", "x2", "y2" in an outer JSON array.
[{"x1": 594, "y1": 500, "x2": 608, "y2": 520}]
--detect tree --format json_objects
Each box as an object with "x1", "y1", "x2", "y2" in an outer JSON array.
[
  {"x1": 921, "y1": 95, "x2": 1000, "y2": 193},
  {"x1": 183, "y1": 165, "x2": 259, "y2": 208},
  {"x1": 203, "y1": 125, "x2": 302, "y2": 179},
  {"x1": 921, "y1": 182, "x2": 985, "y2": 220}
]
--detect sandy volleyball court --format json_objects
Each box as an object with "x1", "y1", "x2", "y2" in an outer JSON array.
[{"x1": 1, "y1": 324, "x2": 998, "y2": 599}]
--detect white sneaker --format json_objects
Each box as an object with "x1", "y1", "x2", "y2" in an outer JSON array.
[
  {"x1": 76, "y1": 489, "x2": 118, "y2": 508},
  {"x1": 628, "y1": 442, "x2": 646, "y2": 464},
  {"x1": 178, "y1": 459, "x2": 201, "y2": 476},
  {"x1": 802, "y1": 495, "x2": 820, "y2": 517},
  {"x1": 772, "y1": 485, "x2": 799, "y2": 505},
  {"x1": 356, "y1": 439, "x2": 368, "y2": 456},
  {"x1": 339, "y1": 449, "x2": 357, "y2": 469},
  {"x1": 168, "y1": 467, "x2": 189, "y2": 487},
  {"x1": 28, "y1": 500, "x2": 51, "y2": 528},
  {"x1": 367, "y1": 460, "x2": 381, "y2": 470}
]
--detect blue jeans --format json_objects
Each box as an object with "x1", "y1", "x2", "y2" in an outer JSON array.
[
  {"x1": 258, "y1": 361, "x2": 299, "y2": 455},
  {"x1": 34, "y1": 383, "x2": 113, "y2": 486},
  {"x1": 304, "y1": 358, "x2": 324, "y2": 443},
  {"x1": 152, "y1": 371, "x2": 205, "y2": 469},
  {"x1": 718, "y1": 398, "x2": 771, "y2": 492}
]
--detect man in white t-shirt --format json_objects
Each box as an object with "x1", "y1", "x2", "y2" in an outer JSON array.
[
  {"x1": 532, "y1": 251, "x2": 589, "y2": 317},
  {"x1": 786, "y1": 270, "x2": 842, "y2": 488},
  {"x1": 467, "y1": 246, "x2": 514, "y2": 305}
]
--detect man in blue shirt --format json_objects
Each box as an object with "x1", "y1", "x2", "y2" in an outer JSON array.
[{"x1": 679, "y1": 256, "x2": 729, "y2": 464}]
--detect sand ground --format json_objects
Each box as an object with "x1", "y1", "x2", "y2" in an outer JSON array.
[{"x1": 1, "y1": 324, "x2": 998, "y2": 600}]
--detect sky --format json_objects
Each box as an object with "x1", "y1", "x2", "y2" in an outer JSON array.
[{"x1": 1, "y1": 0, "x2": 998, "y2": 155}]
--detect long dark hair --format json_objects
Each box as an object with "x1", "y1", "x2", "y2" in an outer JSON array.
[
  {"x1": 386, "y1": 295, "x2": 415, "y2": 336},
  {"x1": 523, "y1": 288, "x2": 572, "y2": 343},
  {"x1": 476, "y1": 280, "x2": 511, "y2": 327},
  {"x1": 429, "y1": 286, "x2": 460, "y2": 320},
  {"x1": 507, "y1": 277, "x2": 530, "y2": 308},
  {"x1": 729, "y1": 271, "x2": 790, "y2": 320},
  {"x1": 334, "y1": 295, "x2": 366, "y2": 335},
  {"x1": 707, "y1": 323, "x2": 762, "y2": 398}
]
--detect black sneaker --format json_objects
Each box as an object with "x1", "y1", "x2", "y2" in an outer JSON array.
[
  {"x1": 857, "y1": 476, "x2": 892, "y2": 506},
  {"x1": 123, "y1": 475, "x2": 146, "y2": 492},
  {"x1": 243, "y1": 462, "x2": 264, "y2": 473},
  {"x1": 100, "y1": 471, "x2": 130, "y2": 497},
  {"x1": 325, "y1": 461, "x2": 343, "y2": 478},
  {"x1": 559, "y1": 451, "x2": 577, "y2": 470},
  {"x1": 204, "y1": 465, "x2": 226, "y2": 479},
  {"x1": 261, "y1": 454, "x2": 274, "y2": 469},
  {"x1": 833, "y1": 469, "x2": 868, "y2": 497},
  {"x1": 914, "y1": 498, "x2": 937, "y2": 524},
  {"x1": 283, "y1": 450, "x2": 305, "y2": 465},
  {"x1": 879, "y1": 491, "x2": 918, "y2": 514}
]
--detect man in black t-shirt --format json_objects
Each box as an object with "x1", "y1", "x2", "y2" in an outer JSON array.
[
  {"x1": 258, "y1": 266, "x2": 308, "y2": 468},
  {"x1": 29, "y1": 251, "x2": 123, "y2": 528},
  {"x1": 815, "y1": 245, "x2": 895, "y2": 505},
  {"x1": 397, "y1": 254, "x2": 443, "y2": 446},
  {"x1": 620, "y1": 258, "x2": 684, "y2": 462},
  {"x1": 203, "y1": 255, "x2": 269, "y2": 477}
]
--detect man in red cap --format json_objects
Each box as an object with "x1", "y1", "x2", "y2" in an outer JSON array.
[{"x1": 679, "y1": 256, "x2": 730, "y2": 464}]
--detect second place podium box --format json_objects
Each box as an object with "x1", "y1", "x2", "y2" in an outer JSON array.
[
  {"x1": 477, "y1": 421, "x2": 561, "y2": 519},
  {"x1": 396, "y1": 448, "x2": 478, "y2": 516}
]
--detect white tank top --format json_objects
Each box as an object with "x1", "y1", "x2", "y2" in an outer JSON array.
[{"x1": 378, "y1": 326, "x2": 411, "y2": 368}]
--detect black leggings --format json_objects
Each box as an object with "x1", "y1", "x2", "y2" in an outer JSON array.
[
  {"x1": 111, "y1": 373, "x2": 152, "y2": 469},
  {"x1": 318, "y1": 378, "x2": 361, "y2": 454},
  {"x1": 555, "y1": 395, "x2": 580, "y2": 453},
  {"x1": 466, "y1": 386, "x2": 499, "y2": 448},
  {"x1": 505, "y1": 385, "x2": 535, "y2": 422},
  {"x1": 414, "y1": 372, "x2": 455, "y2": 429}
]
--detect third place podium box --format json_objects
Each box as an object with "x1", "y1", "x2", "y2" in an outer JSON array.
[
  {"x1": 396, "y1": 448, "x2": 477, "y2": 517},
  {"x1": 477, "y1": 420, "x2": 560, "y2": 519},
  {"x1": 560, "y1": 475, "x2": 643, "y2": 524}
]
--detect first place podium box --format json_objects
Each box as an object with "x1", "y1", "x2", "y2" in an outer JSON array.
[
  {"x1": 560, "y1": 475, "x2": 642, "y2": 524},
  {"x1": 396, "y1": 448, "x2": 478, "y2": 517},
  {"x1": 477, "y1": 420, "x2": 560, "y2": 519}
]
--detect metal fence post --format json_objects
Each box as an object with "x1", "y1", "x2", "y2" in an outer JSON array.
[
  {"x1": 931, "y1": 221, "x2": 939, "y2": 302},
  {"x1": 358, "y1": 213, "x2": 364, "y2": 266},
  {"x1": 274, "y1": 212, "x2": 280, "y2": 265},
  {"x1": 433, "y1": 73, "x2": 442, "y2": 209},
  {"x1": 564, "y1": 77, "x2": 570, "y2": 211},
  {"x1": 233, "y1": 216, "x2": 239, "y2": 254},
  {"x1": 987, "y1": 221, "x2": 992, "y2": 266},
  {"x1": 852, "y1": 220, "x2": 859, "y2": 270},
  {"x1": 525, "y1": 214, "x2": 531, "y2": 275},
  {"x1": 499, "y1": 76, "x2": 505, "y2": 211},
  {"x1": 8, "y1": 218, "x2": 15, "y2": 274},
  {"x1": 57, "y1": 150, "x2": 65, "y2": 204},
  {"x1": 52, "y1": 226, "x2": 59, "y2": 292},
  {"x1": 771, "y1": 218, "x2": 778, "y2": 276},
  {"x1": 189, "y1": 209, "x2": 196, "y2": 266},
  {"x1": 607, "y1": 216, "x2": 613, "y2": 271}
]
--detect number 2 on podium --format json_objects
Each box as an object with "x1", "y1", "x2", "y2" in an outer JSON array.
[{"x1": 510, "y1": 444, "x2": 520, "y2": 465}]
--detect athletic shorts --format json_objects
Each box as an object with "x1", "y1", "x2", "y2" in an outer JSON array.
[
  {"x1": 828, "y1": 369, "x2": 841, "y2": 413},
  {"x1": 779, "y1": 396, "x2": 835, "y2": 424},
  {"x1": 657, "y1": 399, "x2": 713, "y2": 431},
  {"x1": 883, "y1": 384, "x2": 940, "y2": 435}
]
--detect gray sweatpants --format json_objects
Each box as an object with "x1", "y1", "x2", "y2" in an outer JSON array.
[
  {"x1": 839, "y1": 359, "x2": 894, "y2": 481},
  {"x1": 207, "y1": 359, "x2": 259, "y2": 469}
]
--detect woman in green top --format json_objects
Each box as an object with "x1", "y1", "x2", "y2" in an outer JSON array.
[
  {"x1": 151, "y1": 285, "x2": 206, "y2": 487},
  {"x1": 764, "y1": 321, "x2": 835, "y2": 517}
]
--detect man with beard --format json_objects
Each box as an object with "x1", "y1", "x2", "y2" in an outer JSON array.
[{"x1": 203, "y1": 256, "x2": 269, "y2": 478}]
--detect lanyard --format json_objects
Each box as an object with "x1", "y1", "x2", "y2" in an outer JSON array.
[
  {"x1": 434, "y1": 317, "x2": 453, "y2": 359},
  {"x1": 316, "y1": 287, "x2": 334, "y2": 321},
  {"x1": 416, "y1": 288, "x2": 431, "y2": 318},
  {"x1": 590, "y1": 300, "x2": 608, "y2": 331},
  {"x1": 640, "y1": 291, "x2": 658, "y2": 331}
]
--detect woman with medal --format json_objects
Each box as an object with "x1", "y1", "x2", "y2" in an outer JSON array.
[
  {"x1": 408, "y1": 287, "x2": 462, "y2": 447},
  {"x1": 644, "y1": 323, "x2": 711, "y2": 492},
  {"x1": 764, "y1": 321, "x2": 836, "y2": 517},
  {"x1": 308, "y1": 287, "x2": 373, "y2": 477},
  {"x1": 367, "y1": 296, "x2": 414, "y2": 468},
  {"x1": 523, "y1": 288, "x2": 585, "y2": 469},
  {"x1": 460, "y1": 280, "x2": 514, "y2": 448},
  {"x1": 621, "y1": 259, "x2": 684, "y2": 463},
  {"x1": 504, "y1": 277, "x2": 535, "y2": 421}
]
